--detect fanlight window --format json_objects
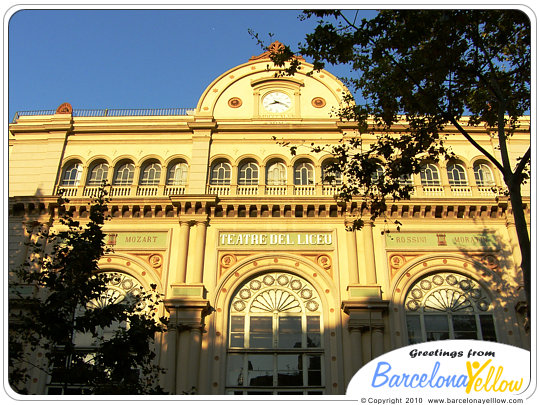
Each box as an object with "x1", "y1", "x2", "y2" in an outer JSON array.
[
  {"x1": 473, "y1": 163, "x2": 495, "y2": 186},
  {"x1": 227, "y1": 272, "x2": 324, "y2": 395},
  {"x1": 405, "y1": 272, "x2": 496, "y2": 344},
  {"x1": 61, "y1": 162, "x2": 83, "y2": 187},
  {"x1": 167, "y1": 162, "x2": 188, "y2": 185},
  {"x1": 139, "y1": 162, "x2": 162, "y2": 186},
  {"x1": 447, "y1": 163, "x2": 468, "y2": 186},
  {"x1": 49, "y1": 272, "x2": 146, "y2": 394},
  {"x1": 113, "y1": 162, "x2": 135, "y2": 186},
  {"x1": 266, "y1": 162, "x2": 287, "y2": 185},
  {"x1": 86, "y1": 162, "x2": 109, "y2": 186},
  {"x1": 420, "y1": 164, "x2": 441, "y2": 186},
  {"x1": 294, "y1": 162, "x2": 315, "y2": 186},
  {"x1": 210, "y1": 162, "x2": 232, "y2": 185},
  {"x1": 238, "y1": 162, "x2": 259, "y2": 185}
]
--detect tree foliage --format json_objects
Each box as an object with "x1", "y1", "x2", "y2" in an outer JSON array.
[
  {"x1": 267, "y1": 9, "x2": 531, "y2": 309},
  {"x1": 9, "y1": 187, "x2": 168, "y2": 394}
]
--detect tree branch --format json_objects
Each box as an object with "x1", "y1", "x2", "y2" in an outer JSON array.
[{"x1": 513, "y1": 146, "x2": 531, "y2": 177}]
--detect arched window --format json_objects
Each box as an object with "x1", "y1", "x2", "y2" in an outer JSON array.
[
  {"x1": 294, "y1": 161, "x2": 315, "y2": 186},
  {"x1": 398, "y1": 173, "x2": 414, "y2": 186},
  {"x1": 61, "y1": 162, "x2": 83, "y2": 187},
  {"x1": 49, "y1": 272, "x2": 147, "y2": 394},
  {"x1": 86, "y1": 162, "x2": 109, "y2": 186},
  {"x1": 113, "y1": 162, "x2": 135, "y2": 186},
  {"x1": 167, "y1": 162, "x2": 188, "y2": 185},
  {"x1": 226, "y1": 272, "x2": 324, "y2": 395},
  {"x1": 473, "y1": 163, "x2": 495, "y2": 186},
  {"x1": 447, "y1": 163, "x2": 468, "y2": 186},
  {"x1": 371, "y1": 164, "x2": 385, "y2": 184},
  {"x1": 238, "y1": 161, "x2": 259, "y2": 185},
  {"x1": 321, "y1": 160, "x2": 342, "y2": 185},
  {"x1": 210, "y1": 161, "x2": 232, "y2": 185},
  {"x1": 405, "y1": 272, "x2": 496, "y2": 344},
  {"x1": 266, "y1": 161, "x2": 287, "y2": 185},
  {"x1": 139, "y1": 162, "x2": 162, "y2": 186},
  {"x1": 420, "y1": 164, "x2": 441, "y2": 186}
]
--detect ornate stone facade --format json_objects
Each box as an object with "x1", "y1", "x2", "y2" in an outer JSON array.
[{"x1": 8, "y1": 43, "x2": 530, "y2": 395}]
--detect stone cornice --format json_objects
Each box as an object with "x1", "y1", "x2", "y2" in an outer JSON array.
[{"x1": 9, "y1": 194, "x2": 529, "y2": 223}]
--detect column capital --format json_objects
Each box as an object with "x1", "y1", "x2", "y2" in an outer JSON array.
[{"x1": 164, "y1": 295, "x2": 213, "y2": 330}]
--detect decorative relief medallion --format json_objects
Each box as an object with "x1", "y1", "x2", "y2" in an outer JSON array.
[
  {"x1": 228, "y1": 97, "x2": 242, "y2": 108},
  {"x1": 149, "y1": 254, "x2": 162, "y2": 268},
  {"x1": 311, "y1": 97, "x2": 326, "y2": 108},
  {"x1": 317, "y1": 254, "x2": 332, "y2": 270},
  {"x1": 482, "y1": 254, "x2": 499, "y2": 269},
  {"x1": 389, "y1": 254, "x2": 405, "y2": 270},
  {"x1": 220, "y1": 254, "x2": 237, "y2": 268}
]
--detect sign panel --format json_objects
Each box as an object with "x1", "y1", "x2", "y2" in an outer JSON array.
[
  {"x1": 385, "y1": 232, "x2": 499, "y2": 250},
  {"x1": 106, "y1": 232, "x2": 168, "y2": 249},
  {"x1": 218, "y1": 231, "x2": 333, "y2": 249}
]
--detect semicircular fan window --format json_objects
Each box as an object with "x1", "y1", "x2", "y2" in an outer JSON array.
[
  {"x1": 226, "y1": 272, "x2": 325, "y2": 395},
  {"x1": 73, "y1": 272, "x2": 147, "y2": 348},
  {"x1": 86, "y1": 272, "x2": 146, "y2": 311},
  {"x1": 404, "y1": 272, "x2": 496, "y2": 344}
]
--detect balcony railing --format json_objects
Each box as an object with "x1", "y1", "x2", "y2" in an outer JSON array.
[
  {"x1": 207, "y1": 185, "x2": 231, "y2": 196},
  {"x1": 136, "y1": 186, "x2": 159, "y2": 197},
  {"x1": 164, "y1": 185, "x2": 186, "y2": 196},
  {"x1": 265, "y1": 185, "x2": 287, "y2": 196},
  {"x1": 12, "y1": 107, "x2": 194, "y2": 123},
  {"x1": 422, "y1": 185, "x2": 445, "y2": 197},
  {"x1": 450, "y1": 186, "x2": 473, "y2": 197},
  {"x1": 477, "y1": 186, "x2": 499, "y2": 197},
  {"x1": 237, "y1": 185, "x2": 259, "y2": 196},
  {"x1": 58, "y1": 183, "x2": 505, "y2": 200},
  {"x1": 110, "y1": 186, "x2": 131, "y2": 197},
  {"x1": 294, "y1": 185, "x2": 316, "y2": 196}
]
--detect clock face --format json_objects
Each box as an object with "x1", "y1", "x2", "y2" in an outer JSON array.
[{"x1": 262, "y1": 92, "x2": 292, "y2": 113}]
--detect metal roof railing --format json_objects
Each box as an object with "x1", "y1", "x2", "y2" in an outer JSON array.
[{"x1": 12, "y1": 107, "x2": 195, "y2": 123}]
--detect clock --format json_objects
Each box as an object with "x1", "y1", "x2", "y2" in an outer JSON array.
[{"x1": 262, "y1": 91, "x2": 292, "y2": 113}]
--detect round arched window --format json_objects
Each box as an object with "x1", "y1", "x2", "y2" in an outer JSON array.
[
  {"x1": 420, "y1": 163, "x2": 441, "y2": 186},
  {"x1": 210, "y1": 161, "x2": 232, "y2": 185},
  {"x1": 404, "y1": 272, "x2": 496, "y2": 344},
  {"x1": 238, "y1": 161, "x2": 259, "y2": 185},
  {"x1": 61, "y1": 162, "x2": 83, "y2": 187},
  {"x1": 86, "y1": 162, "x2": 109, "y2": 186},
  {"x1": 447, "y1": 163, "x2": 468, "y2": 186},
  {"x1": 226, "y1": 272, "x2": 324, "y2": 395}
]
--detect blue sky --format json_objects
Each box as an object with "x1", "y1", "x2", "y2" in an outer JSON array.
[{"x1": 7, "y1": 9, "x2": 376, "y2": 121}]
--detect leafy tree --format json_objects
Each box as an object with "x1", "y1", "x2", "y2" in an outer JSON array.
[
  {"x1": 266, "y1": 10, "x2": 531, "y2": 311},
  {"x1": 9, "y1": 187, "x2": 168, "y2": 394}
]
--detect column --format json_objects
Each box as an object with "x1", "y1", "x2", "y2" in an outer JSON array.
[
  {"x1": 349, "y1": 325, "x2": 364, "y2": 373},
  {"x1": 363, "y1": 221, "x2": 377, "y2": 284},
  {"x1": 192, "y1": 220, "x2": 208, "y2": 284},
  {"x1": 176, "y1": 221, "x2": 191, "y2": 284},
  {"x1": 506, "y1": 219, "x2": 523, "y2": 281},
  {"x1": 346, "y1": 221, "x2": 359, "y2": 285},
  {"x1": 371, "y1": 327, "x2": 385, "y2": 359},
  {"x1": 163, "y1": 323, "x2": 178, "y2": 394},
  {"x1": 187, "y1": 327, "x2": 203, "y2": 391}
]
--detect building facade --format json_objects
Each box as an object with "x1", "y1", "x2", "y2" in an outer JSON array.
[{"x1": 8, "y1": 43, "x2": 530, "y2": 395}]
